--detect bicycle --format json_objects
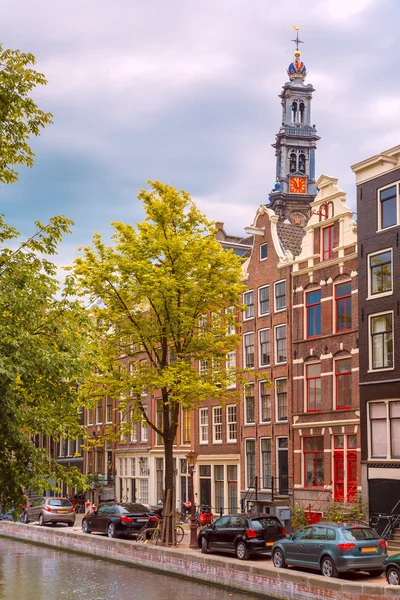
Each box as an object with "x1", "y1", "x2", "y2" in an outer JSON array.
[{"x1": 137, "y1": 519, "x2": 185, "y2": 544}]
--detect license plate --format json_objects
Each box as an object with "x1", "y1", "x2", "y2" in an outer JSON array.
[
  {"x1": 361, "y1": 547, "x2": 376, "y2": 553},
  {"x1": 58, "y1": 510, "x2": 68, "y2": 514},
  {"x1": 266, "y1": 541, "x2": 274, "y2": 547},
  {"x1": 137, "y1": 519, "x2": 147, "y2": 522}
]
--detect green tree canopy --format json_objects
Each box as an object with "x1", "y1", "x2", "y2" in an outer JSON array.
[
  {"x1": 0, "y1": 216, "x2": 96, "y2": 512},
  {"x1": 72, "y1": 181, "x2": 256, "y2": 543}
]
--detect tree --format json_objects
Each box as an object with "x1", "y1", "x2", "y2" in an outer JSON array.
[
  {"x1": 0, "y1": 43, "x2": 53, "y2": 184},
  {"x1": 72, "y1": 181, "x2": 252, "y2": 544},
  {"x1": 0, "y1": 216, "x2": 97, "y2": 513}
]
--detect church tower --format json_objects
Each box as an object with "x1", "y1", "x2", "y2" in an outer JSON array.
[{"x1": 268, "y1": 27, "x2": 320, "y2": 224}]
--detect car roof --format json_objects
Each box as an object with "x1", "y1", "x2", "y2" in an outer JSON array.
[{"x1": 316, "y1": 521, "x2": 370, "y2": 528}]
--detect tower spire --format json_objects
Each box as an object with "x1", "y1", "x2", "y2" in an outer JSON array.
[{"x1": 291, "y1": 25, "x2": 304, "y2": 51}]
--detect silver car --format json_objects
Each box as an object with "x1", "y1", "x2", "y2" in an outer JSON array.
[{"x1": 22, "y1": 497, "x2": 76, "y2": 527}]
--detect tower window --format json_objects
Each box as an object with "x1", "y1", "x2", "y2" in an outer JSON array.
[
  {"x1": 292, "y1": 101, "x2": 297, "y2": 122},
  {"x1": 299, "y1": 153, "x2": 306, "y2": 173},
  {"x1": 290, "y1": 153, "x2": 297, "y2": 173},
  {"x1": 299, "y1": 102, "x2": 305, "y2": 123}
]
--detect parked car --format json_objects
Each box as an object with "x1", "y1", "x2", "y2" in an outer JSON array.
[
  {"x1": 272, "y1": 522, "x2": 387, "y2": 578},
  {"x1": 197, "y1": 513, "x2": 286, "y2": 560},
  {"x1": 383, "y1": 552, "x2": 400, "y2": 585},
  {"x1": 22, "y1": 497, "x2": 76, "y2": 527},
  {"x1": 81, "y1": 502, "x2": 158, "y2": 538}
]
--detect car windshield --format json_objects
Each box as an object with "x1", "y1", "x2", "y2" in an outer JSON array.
[
  {"x1": 120, "y1": 503, "x2": 148, "y2": 514},
  {"x1": 48, "y1": 499, "x2": 72, "y2": 507},
  {"x1": 251, "y1": 518, "x2": 279, "y2": 530},
  {"x1": 343, "y1": 527, "x2": 380, "y2": 541}
]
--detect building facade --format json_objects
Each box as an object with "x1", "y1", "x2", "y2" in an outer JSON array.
[
  {"x1": 352, "y1": 145, "x2": 400, "y2": 518},
  {"x1": 291, "y1": 175, "x2": 360, "y2": 518}
]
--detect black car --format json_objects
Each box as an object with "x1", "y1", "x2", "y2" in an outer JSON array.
[
  {"x1": 198, "y1": 513, "x2": 286, "y2": 560},
  {"x1": 82, "y1": 502, "x2": 158, "y2": 538}
]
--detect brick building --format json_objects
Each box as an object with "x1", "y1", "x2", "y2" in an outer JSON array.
[
  {"x1": 352, "y1": 145, "x2": 400, "y2": 519},
  {"x1": 291, "y1": 175, "x2": 359, "y2": 518}
]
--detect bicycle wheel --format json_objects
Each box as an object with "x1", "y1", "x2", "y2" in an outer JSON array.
[
  {"x1": 150, "y1": 527, "x2": 162, "y2": 545},
  {"x1": 175, "y1": 524, "x2": 185, "y2": 544},
  {"x1": 137, "y1": 526, "x2": 148, "y2": 543}
]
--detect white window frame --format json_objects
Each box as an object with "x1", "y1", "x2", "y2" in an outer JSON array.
[
  {"x1": 275, "y1": 377, "x2": 288, "y2": 422},
  {"x1": 367, "y1": 400, "x2": 400, "y2": 460},
  {"x1": 243, "y1": 332, "x2": 255, "y2": 369},
  {"x1": 274, "y1": 324, "x2": 287, "y2": 365},
  {"x1": 243, "y1": 290, "x2": 255, "y2": 320},
  {"x1": 226, "y1": 405, "x2": 237, "y2": 443},
  {"x1": 199, "y1": 359, "x2": 208, "y2": 376},
  {"x1": 226, "y1": 306, "x2": 236, "y2": 335},
  {"x1": 95, "y1": 401, "x2": 103, "y2": 425},
  {"x1": 212, "y1": 406, "x2": 223, "y2": 444},
  {"x1": 141, "y1": 406, "x2": 149, "y2": 442},
  {"x1": 258, "y1": 285, "x2": 270, "y2": 317},
  {"x1": 260, "y1": 437, "x2": 272, "y2": 490},
  {"x1": 226, "y1": 351, "x2": 236, "y2": 389},
  {"x1": 368, "y1": 310, "x2": 394, "y2": 373},
  {"x1": 199, "y1": 407, "x2": 209, "y2": 444},
  {"x1": 130, "y1": 422, "x2": 137, "y2": 443},
  {"x1": 260, "y1": 242, "x2": 268, "y2": 261},
  {"x1": 258, "y1": 327, "x2": 270, "y2": 367},
  {"x1": 367, "y1": 247, "x2": 393, "y2": 300},
  {"x1": 274, "y1": 279, "x2": 286, "y2": 313},
  {"x1": 87, "y1": 408, "x2": 93, "y2": 426},
  {"x1": 259, "y1": 380, "x2": 271, "y2": 423},
  {"x1": 377, "y1": 181, "x2": 400, "y2": 232}
]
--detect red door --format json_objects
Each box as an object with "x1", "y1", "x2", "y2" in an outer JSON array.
[
  {"x1": 334, "y1": 452, "x2": 344, "y2": 502},
  {"x1": 347, "y1": 451, "x2": 357, "y2": 503}
]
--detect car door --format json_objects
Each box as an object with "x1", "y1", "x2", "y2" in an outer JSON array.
[
  {"x1": 287, "y1": 526, "x2": 313, "y2": 563},
  {"x1": 226, "y1": 516, "x2": 247, "y2": 551},
  {"x1": 90, "y1": 506, "x2": 107, "y2": 532},
  {"x1": 308, "y1": 526, "x2": 329, "y2": 565},
  {"x1": 207, "y1": 516, "x2": 231, "y2": 551},
  {"x1": 31, "y1": 498, "x2": 44, "y2": 522}
]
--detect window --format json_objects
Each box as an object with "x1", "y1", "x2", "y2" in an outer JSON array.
[
  {"x1": 260, "y1": 381, "x2": 271, "y2": 422},
  {"x1": 214, "y1": 465, "x2": 224, "y2": 512},
  {"x1": 243, "y1": 290, "x2": 254, "y2": 319},
  {"x1": 369, "y1": 250, "x2": 392, "y2": 296},
  {"x1": 276, "y1": 378, "x2": 288, "y2": 421},
  {"x1": 336, "y1": 282, "x2": 352, "y2": 332},
  {"x1": 322, "y1": 225, "x2": 334, "y2": 261},
  {"x1": 96, "y1": 402, "x2": 103, "y2": 425},
  {"x1": 130, "y1": 422, "x2": 137, "y2": 442},
  {"x1": 226, "y1": 351, "x2": 236, "y2": 388},
  {"x1": 226, "y1": 307, "x2": 236, "y2": 335},
  {"x1": 379, "y1": 185, "x2": 397, "y2": 230},
  {"x1": 336, "y1": 358, "x2": 352, "y2": 409},
  {"x1": 261, "y1": 438, "x2": 272, "y2": 489},
  {"x1": 275, "y1": 325, "x2": 287, "y2": 364},
  {"x1": 244, "y1": 332, "x2": 254, "y2": 368},
  {"x1": 106, "y1": 398, "x2": 113, "y2": 423},
  {"x1": 227, "y1": 405, "x2": 237, "y2": 442},
  {"x1": 258, "y1": 286, "x2": 270, "y2": 318},
  {"x1": 370, "y1": 313, "x2": 393, "y2": 370},
  {"x1": 245, "y1": 439, "x2": 256, "y2": 488},
  {"x1": 141, "y1": 422, "x2": 148, "y2": 442},
  {"x1": 245, "y1": 383, "x2": 255, "y2": 424},
  {"x1": 68, "y1": 439, "x2": 75, "y2": 456},
  {"x1": 182, "y1": 408, "x2": 191, "y2": 444},
  {"x1": 59, "y1": 438, "x2": 67, "y2": 457},
  {"x1": 369, "y1": 401, "x2": 400, "y2": 459},
  {"x1": 274, "y1": 280, "x2": 286, "y2": 312},
  {"x1": 156, "y1": 458, "x2": 163, "y2": 504},
  {"x1": 304, "y1": 437, "x2": 324, "y2": 487},
  {"x1": 259, "y1": 328, "x2": 270, "y2": 366},
  {"x1": 139, "y1": 479, "x2": 149, "y2": 505},
  {"x1": 306, "y1": 363, "x2": 321, "y2": 412},
  {"x1": 131, "y1": 458, "x2": 136, "y2": 477},
  {"x1": 227, "y1": 465, "x2": 238, "y2": 513},
  {"x1": 260, "y1": 243, "x2": 268, "y2": 261},
  {"x1": 213, "y1": 406, "x2": 222, "y2": 443},
  {"x1": 87, "y1": 408, "x2": 93, "y2": 426},
  {"x1": 199, "y1": 360, "x2": 208, "y2": 377},
  {"x1": 199, "y1": 408, "x2": 209, "y2": 444},
  {"x1": 306, "y1": 290, "x2": 321, "y2": 338}
]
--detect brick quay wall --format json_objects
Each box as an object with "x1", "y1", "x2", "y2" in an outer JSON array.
[{"x1": 0, "y1": 522, "x2": 397, "y2": 599}]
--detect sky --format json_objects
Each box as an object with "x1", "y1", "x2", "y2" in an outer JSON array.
[{"x1": 0, "y1": 0, "x2": 398, "y2": 268}]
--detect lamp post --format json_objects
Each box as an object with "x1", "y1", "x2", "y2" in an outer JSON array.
[{"x1": 187, "y1": 451, "x2": 198, "y2": 549}]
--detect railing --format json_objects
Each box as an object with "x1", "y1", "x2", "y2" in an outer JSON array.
[
  {"x1": 342, "y1": 481, "x2": 357, "y2": 505},
  {"x1": 380, "y1": 499, "x2": 400, "y2": 541},
  {"x1": 305, "y1": 481, "x2": 333, "y2": 523},
  {"x1": 286, "y1": 127, "x2": 316, "y2": 136},
  {"x1": 240, "y1": 476, "x2": 258, "y2": 513}
]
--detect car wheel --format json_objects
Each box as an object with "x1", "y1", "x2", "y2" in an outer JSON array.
[
  {"x1": 321, "y1": 556, "x2": 338, "y2": 578},
  {"x1": 235, "y1": 541, "x2": 249, "y2": 561},
  {"x1": 272, "y1": 548, "x2": 287, "y2": 569},
  {"x1": 67, "y1": 522, "x2": 74, "y2": 528},
  {"x1": 82, "y1": 519, "x2": 91, "y2": 534},
  {"x1": 107, "y1": 523, "x2": 117, "y2": 539},
  {"x1": 201, "y1": 536, "x2": 208, "y2": 554},
  {"x1": 22, "y1": 512, "x2": 29, "y2": 524},
  {"x1": 387, "y1": 566, "x2": 400, "y2": 585},
  {"x1": 368, "y1": 569, "x2": 384, "y2": 578},
  {"x1": 38, "y1": 514, "x2": 45, "y2": 526}
]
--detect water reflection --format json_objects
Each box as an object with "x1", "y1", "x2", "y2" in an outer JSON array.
[{"x1": 0, "y1": 538, "x2": 260, "y2": 600}]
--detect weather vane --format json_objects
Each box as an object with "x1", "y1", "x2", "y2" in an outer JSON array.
[{"x1": 291, "y1": 25, "x2": 304, "y2": 51}]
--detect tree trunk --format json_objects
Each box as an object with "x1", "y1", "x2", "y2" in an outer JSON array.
[{"x1": 161, "y1": 436, "x2": 175, "y2": 545}]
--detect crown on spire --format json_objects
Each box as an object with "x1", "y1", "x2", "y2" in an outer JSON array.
[{"x1": 287, "y1": 26, "x2": 307, "y2": 80}]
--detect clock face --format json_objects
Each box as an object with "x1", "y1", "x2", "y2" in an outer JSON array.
[{"x1": 290, "y1": 177, "x2": 307, "y2": 194}]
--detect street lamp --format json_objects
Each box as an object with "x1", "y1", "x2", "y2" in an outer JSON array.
[{"x1": 187, "y1": 451, "x2": 197, "y2": 549}]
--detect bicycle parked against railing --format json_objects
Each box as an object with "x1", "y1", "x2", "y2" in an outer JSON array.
[
  {"x1": 196, "y1": 504, "x2": 214, "y2": 527},
  {"x1": 137, "y1": 518, "x2": 185, "y2": 545}
]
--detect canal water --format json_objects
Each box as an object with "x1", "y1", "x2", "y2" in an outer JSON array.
[{"x1": 0, "y1": 537, "x2": 266, "y2": 600}]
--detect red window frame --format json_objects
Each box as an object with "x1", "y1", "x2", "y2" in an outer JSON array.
[
  {"x1": 306, "y1": 363, "x2": 321, "y2": 412},
  {"x1": 322, "y1": 225, "x2": 334, "y2": 261},
  {"x1": 335, "y1": 358, "x2": 352, "y2": 410},
  {"x1": 335, "y1": 282, "x2": 352, "y2": 332},
  {"x1": 304, "y1": 437, "x2": 324, "y2": 488},
  {"x1": 306, "y1": 290, "x2": 321, "y2": 338}
]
